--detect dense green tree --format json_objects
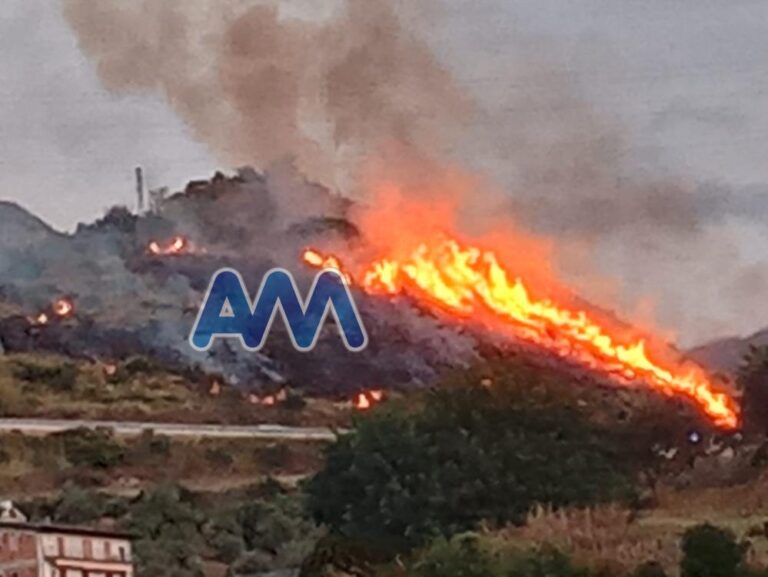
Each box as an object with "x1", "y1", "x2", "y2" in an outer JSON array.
[
  {"x1": 680, "y1": 523, "x2": 747, "y2": 577},
  {"x1": 307, "y1": 374, "x2": 634, "y2": 550},
  {"x1": 123, "y1": 485, "x2": 206, "y2": 577},
  {"x1": 57, "y1": 427, "x2": 125, "y2": 469}
]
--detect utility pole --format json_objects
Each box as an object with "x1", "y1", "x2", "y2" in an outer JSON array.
[{"x1": 135, "y1": 166, "x2": 145, "y2": 213}]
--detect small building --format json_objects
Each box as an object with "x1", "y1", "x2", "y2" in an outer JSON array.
[{"x1": 0, "y1": 501, "x2": 134, "y2": 577}]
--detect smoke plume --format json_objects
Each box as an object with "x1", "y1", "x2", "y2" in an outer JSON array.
[{"x1": 61, "y1": 0, "x2": 469, "y2": 192}]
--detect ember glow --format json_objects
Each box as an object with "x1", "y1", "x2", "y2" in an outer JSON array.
[
  {"x1": 353, "y1": 390, "x2": 385, "y2": 410},
  {"x1": 302, "y1": 249, "x2": 352, "y2": 285},
  {"x1": 304, "y1": 240, "x2": 739, "y2": 429},
  {"x1": 148, "y1": 235, "x2": 190, "y2": 256},
  {"x1": 52, "y1": 298, "x2": 74, "y2": 318},
  {"x1": 29, "y1": 298, "x2": 75, "y2": 326}
]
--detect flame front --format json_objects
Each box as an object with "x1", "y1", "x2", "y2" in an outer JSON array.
[{"x1": 303, "y1": 240, "x2": 739, "y2": 429}]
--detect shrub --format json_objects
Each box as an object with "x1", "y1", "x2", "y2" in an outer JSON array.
[
  {"x1": 506, "y1": 546, "x2": 594, "y2": 577},
  {"x1": 412, "y1": 535, "x2": 498, "y2": 577},
  {"x1": 283, "y1": 391, "x2": 307, "y2": 411},
  {"x1": 53, "y1": 485, "x2": 107, "y2": 525},
  {"x1": 58, "y1": 427, "x2": 125, "y2": 469},
  {"x1": 633, "y1": 562, "x2": 669, "y2": 577},
  {"x1": 12, "y1": 360, "x2": 79, "y2": 391},
  {"x1": 204, "y1": 447, "x2": 234, "y2": 468},
  {"x1": 258, "y1": 444, "x2": 291, "y2": 469},
  {"x1": 680, "y1": 524, "x2": 747, "y2": 577}
]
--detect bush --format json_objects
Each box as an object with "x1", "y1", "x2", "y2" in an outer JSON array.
[
  {"x1": 681, "y1": 524, "x2": 747, "y2": 577},
  {"x1": 412, "y1": 535, "x2": 498, "y2": 577},
  {"x1": 307, "y1": 378, "x2": 634, "y2": 550},
  {"x1": 283, "y1": 391, "x2": 307, "y2": 411},
  {"x1": 53, "y1": 485, "x2": 107, "y2": 525},
  {"x1": 204, "y1": 446, "x2": 234, "y2": 468},
  {"x1": 58, "y1": 427, "x2": 125, "y2": 469},
  {"x1": 12, "y1": 360, "x2": 79, "y2": 391},
  {"x1": 506, "y1": 547, "x2": 594, "y2": 577},
  {"x1": 633, "y1": 562, "x2": 668, "y2": 577}
]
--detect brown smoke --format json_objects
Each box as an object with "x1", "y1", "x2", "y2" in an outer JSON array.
[{"x1": 61, "y1": 0, "x2": 469, "y2": 192}]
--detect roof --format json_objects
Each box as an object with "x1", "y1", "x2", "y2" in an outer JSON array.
[{"x1": 0, "y1": 521, "x2": 133, "y2": 540}]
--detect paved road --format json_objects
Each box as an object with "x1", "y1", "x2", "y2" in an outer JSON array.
[{"x1": 0, "y1": 418, "x2": 341, "y2": 441}]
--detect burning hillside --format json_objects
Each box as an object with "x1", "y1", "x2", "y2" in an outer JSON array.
[
  {"x1": 0, "y1": 167, "x2": 739, "y2": 428},
  {"x1": 304, "y1": 239, "x2": 737, "y2": 428}
]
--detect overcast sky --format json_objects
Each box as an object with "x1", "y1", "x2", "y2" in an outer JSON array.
[{"x1": 1, "y1": 0, "x2": 767, "y2": 343}]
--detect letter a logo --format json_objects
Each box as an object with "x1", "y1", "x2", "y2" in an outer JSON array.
[{"x1": 189, "y1": 268, "x2": 368, "y2": 352}]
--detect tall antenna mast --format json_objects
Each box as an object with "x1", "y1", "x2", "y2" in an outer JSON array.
[{"x1": 135, "y1": 166, "x2": 145, "y2": 213}]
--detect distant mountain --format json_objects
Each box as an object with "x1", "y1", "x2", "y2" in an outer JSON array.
[
  {"x1": 688, "y1": 327, "x2": 768, "y2": 375},
  {"x1": 0, "y1": 200, "x2": 60, "y2": 248}
]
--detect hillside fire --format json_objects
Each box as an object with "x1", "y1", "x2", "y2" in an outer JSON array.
[
  {"x1": 28, "y1": 298, "x2": 75, "y2": 326},
  {"x1": 147, "y1": 235, "x2": 191, "y2": 256},
  {"x1": 302, "y1": 249, "x2": 352, "y2": 285},
  {"x1": 52, "y1": 298, "x2": 74, "y2": 318},
  {"x1": 303, "y1": 239, "x2": 739, "y2": 429},
  {"x1": 353, "y1": 390, "x2": 384, "y2": 410}
]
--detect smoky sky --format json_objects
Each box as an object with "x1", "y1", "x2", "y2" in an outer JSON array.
[{"x1": 1, "y1": 0, "x2": 767, "y2": 345}]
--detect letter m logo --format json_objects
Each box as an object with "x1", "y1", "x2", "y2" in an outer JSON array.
[{"x1": 189, "y1": 268, "x2": 368, "y2": 352}]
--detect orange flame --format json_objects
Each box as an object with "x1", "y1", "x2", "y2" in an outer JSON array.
[
  {"x1": 302, "y1": 249, "x2": 353, "y2": 285},
  {"x1": 29, "y1": 298, "x2": 75, "y2": 326},
  {"x1": 305, "y1": 240, "x2": 738, "y2": 429},
  {"x1": 52, "y1": 298, "x2": 74, "y2": 318},
  {"x1": 148, "y1": 235, "x2": 189, "y2": 256},
  {"x1": 353, "y1": 390, "x2": 385, "y2": 410},
  {"x1": 32, "y1": 313, "x2": 49, "y2": 326}
]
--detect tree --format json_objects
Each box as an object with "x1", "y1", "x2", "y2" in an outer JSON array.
[
  {"x1": 57, "y1": 427, "x2": 125, "y2": 469},
  {"x1": 740, "y1": 346, "x2": 768, "y2": 434},
  {"x1": 680, "y1": 523, "x2": 747, "y2": 577},
  {"x1": 123, "y1": 485, "x2": 205, "y2": 577},
  {"x1": 306, "y1": 375, "x2": 634, "y2": 551}
]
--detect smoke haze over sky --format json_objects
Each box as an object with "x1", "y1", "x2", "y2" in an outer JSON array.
[{"x1": 0, "y1": 0, "x2": 767, "y2": 344}]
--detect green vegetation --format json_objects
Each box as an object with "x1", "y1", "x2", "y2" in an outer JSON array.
[
  {"x1": 307, "y1": 370, "x2": 635, "y2": 551},
  {"x1": 411, "y1": 535, "x2": 500, "y2": 577},
  {"x1": 681, "y1": 524, "x2": 749, "y2": 577},
  {"x1": 11, "y1": 358, "x2": 80, "y2": 391},
  {"x1": 56, "y1": 427, "x2": 126, "y2": 469},
  {"x1": 22, "y1": 481, "x2": 321, "y2": 577},
  {"x1": 0, "y1": 428, "x2": 322, "y2": 495}
]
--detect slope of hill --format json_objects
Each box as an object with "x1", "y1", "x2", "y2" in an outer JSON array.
[{"x1": 688, "y1": 327, "x2": 768, "y2": 375}]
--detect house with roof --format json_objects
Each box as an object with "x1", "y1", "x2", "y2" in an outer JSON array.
[{"x1": 0, "y1": 501, "x2": 134, "y2": 577}]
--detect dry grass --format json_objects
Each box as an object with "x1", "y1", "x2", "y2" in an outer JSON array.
[
  {"x1": 0, "y1": 352, "x2": 351, "y2": 426},
  {"x1": 492, "y1": 473, "x2": 768, "y2": 576},
  {"x1": 497, "y1": 504, "x2": 681, "y2": 574}
]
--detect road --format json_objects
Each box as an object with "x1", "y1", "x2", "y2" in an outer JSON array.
[{"x1": 0, "y1": 418, "x2": 342, "y2": 441}]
